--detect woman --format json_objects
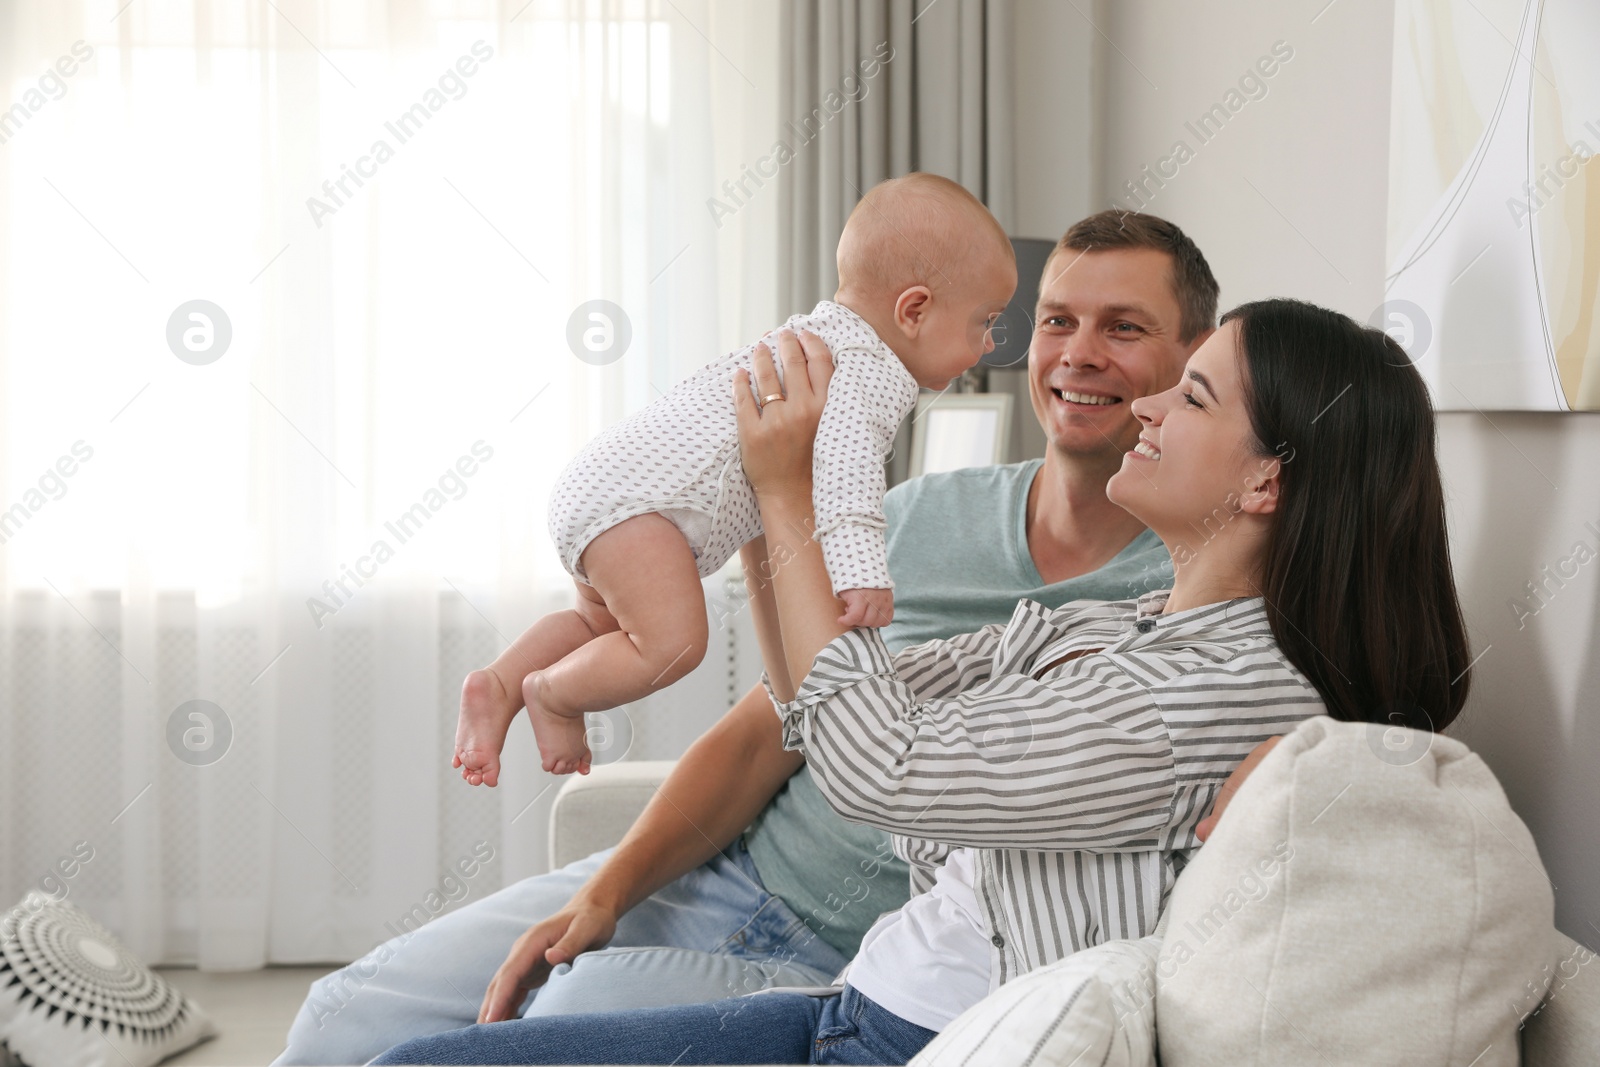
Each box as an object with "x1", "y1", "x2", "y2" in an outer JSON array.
[{"x1": 374, "y1": 299, "x2": 1472, "y2": 1065}]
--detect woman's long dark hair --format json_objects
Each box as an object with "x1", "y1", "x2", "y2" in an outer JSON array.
[{"x1": 1223, "y1": 298, "x2": 1472, "y2": 731}]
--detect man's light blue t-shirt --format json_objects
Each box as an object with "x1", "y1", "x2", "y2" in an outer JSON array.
[{"x1": 741, "y1": 458, "x2": 1174, "y2": 958}]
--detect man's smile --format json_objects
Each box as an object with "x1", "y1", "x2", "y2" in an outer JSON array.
[{"x1": 1049, "y1": 386, "x2": 1123, "y2": 410}]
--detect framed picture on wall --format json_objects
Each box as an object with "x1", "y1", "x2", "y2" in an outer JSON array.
[
  {"x1": 908, "y1": 393, "x2": 1014, "y2": 479},
  {"x1": 1384, "y1": 0, "x2": 1600, "y2": 410}
]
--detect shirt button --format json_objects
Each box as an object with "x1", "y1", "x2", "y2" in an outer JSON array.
[
  {"x1": 1136, "y1": 619, "x2": 1156, "y2": 633},
  {"x1": 991, "y1": 934, "x2": 1005, "y2": 948}
]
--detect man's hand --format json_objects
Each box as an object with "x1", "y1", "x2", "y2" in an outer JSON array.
[
  {"x1": 837, "y1": 587, "x2": 894, "y2": 628},
  {"x1": 477, "y1": 899, "x2": 619, "y2": 1023},
  {"x1": 1196, "y1": 736, "x2": 1282, "y2": 843}
]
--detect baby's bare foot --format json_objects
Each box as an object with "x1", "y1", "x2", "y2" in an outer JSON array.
[
  {"x1": 455, "y1": 669, "x2": 520, "y2": 787},
  {"x1": 523, "y1": 673, "x2": 592, "y2": 776}
]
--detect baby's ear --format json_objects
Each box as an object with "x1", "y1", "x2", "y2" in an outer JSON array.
[{"x1": 894, "y1": 285, "x2": 934, "y2": 335}]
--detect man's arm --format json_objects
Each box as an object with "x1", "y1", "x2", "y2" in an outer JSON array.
[
  {"x1": 478, "y1": 682, "x2": 804, "y2": 1022},
  {"x1": 580, "y1": 681, "x2": 804, "y2": 915}
]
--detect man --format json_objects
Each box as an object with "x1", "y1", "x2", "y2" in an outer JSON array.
[{"x1": 276, "y1": 210, "x2": 1220, "y2": 1065}]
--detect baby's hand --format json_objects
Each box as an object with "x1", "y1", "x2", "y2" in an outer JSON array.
[{"x1": 838, "y1": 588, "x2": 894, "y2": 628}]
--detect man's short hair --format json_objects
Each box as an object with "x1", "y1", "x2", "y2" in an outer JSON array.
[{"x1": 1055, "y1": 210, "x2": 1219, "y2": 343}]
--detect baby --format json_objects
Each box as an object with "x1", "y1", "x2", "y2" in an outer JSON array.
[{"x1": 455, "y1": 173, "x2": 1016, "y2": 782}]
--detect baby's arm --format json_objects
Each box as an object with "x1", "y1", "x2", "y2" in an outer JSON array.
[{"x1": 809, "y1": 349, "x2": 920, "y2": 598}]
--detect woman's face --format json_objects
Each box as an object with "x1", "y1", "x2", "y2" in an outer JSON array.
[{"x1": 1106, "y1": 321, "x2": 1278, "y2": 551}]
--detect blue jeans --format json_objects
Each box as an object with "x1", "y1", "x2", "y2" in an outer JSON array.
[
  {"x1": 370, "y1": 985, "x2": 936, "y2": 1065},
  {"x1": 275, "y1": 841, "x2": 849, "y2": 1065}
]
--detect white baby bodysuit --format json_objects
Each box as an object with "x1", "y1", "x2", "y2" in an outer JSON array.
[{"x1": 548, "y1": 300, "x2": 920, "y2": 594}]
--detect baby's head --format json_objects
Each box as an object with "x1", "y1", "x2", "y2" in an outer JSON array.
[{"x1": 835, "y1": 174, "x2": 1017, "y2": 389}]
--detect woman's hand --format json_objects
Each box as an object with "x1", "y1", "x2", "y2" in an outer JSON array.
[
  {"x1": 477, "y1": 898, "x2": 619, "y2": 1023},
  {"x1": 733, "y1": 329, "x2": 847, "y2": 699},
  {"x1": 1195, "y1": 735, "x2": 1282, "y2": 842},
  {"x1": 733, "y1": 330, "x2": 834, "y2": 501}
]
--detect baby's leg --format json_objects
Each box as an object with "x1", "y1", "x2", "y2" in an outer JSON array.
[
  {"x1": 525, "y1": 513, "x2": 710, "y2": 775},
  {"x1": 456, "y1": 610, "x2": 595, "y2": 786}
]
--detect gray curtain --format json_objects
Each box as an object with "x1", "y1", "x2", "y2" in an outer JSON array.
[{"x1": 776, "y1": 0, "x2": 1016, "y2": 309}]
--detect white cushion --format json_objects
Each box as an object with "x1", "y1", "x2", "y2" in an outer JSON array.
[
  {"x1": 1156, "y1": 715, "x2": 1555, "y2": 1067},
  {"x1": 1523, "y1": 930, "x2": 1600, "y2": 1066},
  {"x1": 0, "y1": 893, "x2": 215, "y2": 1067},
  {"x1": 910, "y1": 926, "x2": 1161, "y2": 1067},
  {"x1": 548, "y1": 760, "x2": 675, "y2": 869}
]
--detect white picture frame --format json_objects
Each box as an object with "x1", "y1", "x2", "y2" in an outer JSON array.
[{"x1": 907, "y1": 393, "x2": 1014, "y2": 479}]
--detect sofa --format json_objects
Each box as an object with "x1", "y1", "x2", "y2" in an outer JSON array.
[{"x1": 551, "y1": 718, "x2": 1600, "y2": 1066}]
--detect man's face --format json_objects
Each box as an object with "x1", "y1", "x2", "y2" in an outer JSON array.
[{"x1": 1026, "y1": 247, "x2": 1202, "y2": 462}]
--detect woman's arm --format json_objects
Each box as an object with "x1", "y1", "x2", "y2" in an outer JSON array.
[
  {"x1": 782, "y1": 629, "x2": 1321, "y2": 853},
  {"x1": 739, "y1": 535, "x2": 793, "y2": 700},
  {"x1": 732, "y1": 330, "x2": 855, "y2": 700},
  {"x1": 890, "y1": 623, "x2": 1009, "y2": 702},
  {"x1": 772, "y1": 634, "x2": 1179, "y2": 852},
  {"x1": 1195, "y1": 735, "x2": 1281, "y2": 841}
]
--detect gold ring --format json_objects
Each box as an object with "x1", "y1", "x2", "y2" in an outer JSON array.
[{"x1": 760, "y1": 393, "x2": 785, "y2": 405}]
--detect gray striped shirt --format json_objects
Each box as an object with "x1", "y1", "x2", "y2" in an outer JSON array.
[{"x1": 767, "y1": 590, "x2": 1325, "y2": 990}]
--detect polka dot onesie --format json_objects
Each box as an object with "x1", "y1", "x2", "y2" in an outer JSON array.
[{"x1": 548, "y1": 301, "x2": 921, "y2": 594}]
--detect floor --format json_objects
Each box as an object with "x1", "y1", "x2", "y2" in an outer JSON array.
[{"x1": 155, "y1": 966, "x2": 332, "y2": 1066}]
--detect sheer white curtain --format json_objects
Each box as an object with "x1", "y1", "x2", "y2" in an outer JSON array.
[{"x1": 0, "y1": 0, "x2": 771, "y2": 967}]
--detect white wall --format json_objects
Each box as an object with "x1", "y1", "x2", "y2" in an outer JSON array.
[
  {"x1": 1014, "y1": 0, "x2": 1599, "y2": 941},
  {"x1": 1436, "y1": 412, "x2": 1600, "y2": 943},
  {"x1": 1011, "y1": 0, "x2": 1097, "y2": 240},
  {"x1": 989, "y1": 0, "x2": 1100, "y2": 466}
]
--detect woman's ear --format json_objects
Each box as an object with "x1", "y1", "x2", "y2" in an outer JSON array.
[
  {"x1": 1239, "y1": 458, "x2": 1281, "y2": 516},
  {"x1": 894, "y1": 285, "x2": 934, "y2": 337}
]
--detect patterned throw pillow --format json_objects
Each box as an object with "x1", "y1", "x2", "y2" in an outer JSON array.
[{"x1": 0, "y1": 893, "x2": 216, "y2": 1067}]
